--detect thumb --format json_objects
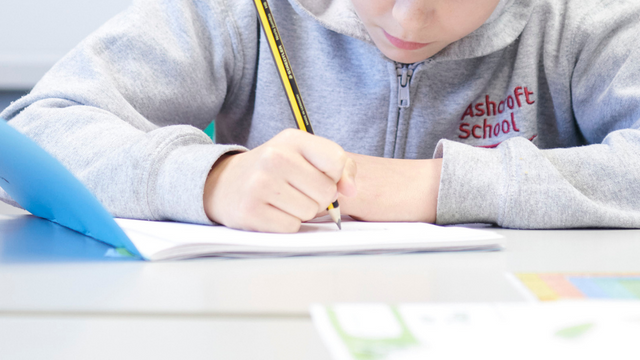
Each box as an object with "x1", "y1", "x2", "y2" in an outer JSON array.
[{"x1": 337, "y1": 157, "x2": 357, "y2": 197}]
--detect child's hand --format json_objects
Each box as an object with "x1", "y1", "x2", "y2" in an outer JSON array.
[
  {"x1": 338, "y1": 153, "x2": 442, "y2": 224},
  {"x1": 203, "y1": 129, "x2": 357, "y2": 233}
]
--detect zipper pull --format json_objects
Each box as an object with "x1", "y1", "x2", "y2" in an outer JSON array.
[{"x1": 397, "y1": 65, "x2": 413, "y2": 108}]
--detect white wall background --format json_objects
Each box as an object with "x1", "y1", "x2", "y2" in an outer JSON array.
[{"x1": 0, "y1": 0, "x2": 132, "y2": 89}]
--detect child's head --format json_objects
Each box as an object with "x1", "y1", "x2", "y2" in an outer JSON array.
[{"x1": 351, "y1": 0, "x2": 501, "y2": 64}]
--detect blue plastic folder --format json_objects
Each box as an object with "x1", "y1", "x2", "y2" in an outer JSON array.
[{"x1": 0, "y1": 118, "x2": 142, "y2": 258}]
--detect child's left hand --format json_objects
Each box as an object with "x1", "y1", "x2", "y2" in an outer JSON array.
[{"x1": 338, "y1": 153, "x2": 442, "y2": 223}]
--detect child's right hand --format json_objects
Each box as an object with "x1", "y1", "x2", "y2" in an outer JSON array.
[{"x1": 203, "y1": 129, "x2": 357, "y2": 233}]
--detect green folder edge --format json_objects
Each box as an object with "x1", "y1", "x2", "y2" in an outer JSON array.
[{"x1": 0, "y1": 119, "x2": 142, "y2": 259}]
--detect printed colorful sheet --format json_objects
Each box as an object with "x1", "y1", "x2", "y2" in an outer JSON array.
[{"x1": 514, "y1": 273, "x2": 640, "y2": 301}]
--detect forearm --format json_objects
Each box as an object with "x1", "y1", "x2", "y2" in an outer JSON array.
[
  {"x1": 339, "y1": 153, "x2": 442, "y2": 223},
  {"x1": 5, "y1": 100, "x2": 245, "y2": 223},
  {"x1": 434, "y1": 134, "x2": 640, "y2": 229}
]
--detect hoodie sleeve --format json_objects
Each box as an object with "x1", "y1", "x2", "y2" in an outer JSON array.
[
  {"x1": 434, "y1": 2, "x2": 640, "y2": 229},
  {"x1": 0, "y1": 0, "x2": 258, "y2": 224}
]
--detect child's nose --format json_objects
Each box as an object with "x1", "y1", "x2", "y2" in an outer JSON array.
[{"x1": 392, "y1": 0, "x2": 434, "y2": 33}]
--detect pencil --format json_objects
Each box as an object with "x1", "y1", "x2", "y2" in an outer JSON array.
[{"x1": 252, "y1": 0, "x2": 342, "y2": 230}]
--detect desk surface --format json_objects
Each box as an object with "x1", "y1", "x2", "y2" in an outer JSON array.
[{"x1": 1, "y1": 207, "x2": 640, "y2": 359}]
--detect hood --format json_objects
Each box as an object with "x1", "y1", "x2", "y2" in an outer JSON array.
[
  {"x1": 289, "y1": 0, "x2": 534, "y2": 61},
  {"x1": 289, "y1": 0, "x2": 371, "y2": 43}
]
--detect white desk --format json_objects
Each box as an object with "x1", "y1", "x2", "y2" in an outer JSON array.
[
  {"x1": 0, "y1": 316, "x2": 327, "y2": 360},
  {"x1": 1, "y1": 205, "x2": 640, "y2": 359}
]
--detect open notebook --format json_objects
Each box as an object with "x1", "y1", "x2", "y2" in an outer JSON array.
[
  {"x1": 115, "y1": 217, "x2": 502, "y2": 260},
  {"x1": 0, "y1": 119, "x2": 503, "y2": 260}
]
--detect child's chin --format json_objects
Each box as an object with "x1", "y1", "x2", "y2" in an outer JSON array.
[{"x1": 381, "y1": 47, "x2": 434, "y2": 64}]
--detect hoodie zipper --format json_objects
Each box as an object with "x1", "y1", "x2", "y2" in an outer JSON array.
[
  {"x1": 396, "y1": 63, "x2": 414, "y2": 108},
  {"x1": 390, "y1": 63, "x2": 416, "y2": 158},
  {"x1": 391, "y1": 61, "x2": 427, "y2": 158}
]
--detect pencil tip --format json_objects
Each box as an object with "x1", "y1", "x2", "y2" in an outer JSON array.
[{"x1": 337, "y1": 219, "x2": 342, "y2": 230}]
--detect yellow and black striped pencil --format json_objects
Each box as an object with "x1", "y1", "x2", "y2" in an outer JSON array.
[{"x1": 252, "y1": 0, "x2": 342, "y2": 230}]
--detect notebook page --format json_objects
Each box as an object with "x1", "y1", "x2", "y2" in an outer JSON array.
[{"x1": 115, "y1": 218, "x2": 502, "y2": 260}]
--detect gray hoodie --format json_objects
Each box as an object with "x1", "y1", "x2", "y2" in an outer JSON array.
[{"x1": 2, "y1": 0, "x2": 640, "y2": 228}]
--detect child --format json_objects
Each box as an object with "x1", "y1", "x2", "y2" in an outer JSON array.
[{"x1": 2, "y1": 0, "x2": 640, "y2": 232}]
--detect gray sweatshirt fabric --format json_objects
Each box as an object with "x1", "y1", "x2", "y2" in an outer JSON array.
[{"x1": 2, "y1": 0, "x2": 640, "y2": 228}]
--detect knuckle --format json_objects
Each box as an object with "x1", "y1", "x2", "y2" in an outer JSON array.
[
  {"x1": 301, "y1": 205, "x2": 318, "y2": 222},
  {"x1": 246, "y1": 172, "x2": 269, "y2": 191},
  {"x1": 259, "y1": 146, "x2": 289, "y2": 169},
  {"x1": 260, "y1": 146, "x2": 279, "y2": 162},
  {"x1": 278, "y1": 128, "x2": 300, "y2": 142}
]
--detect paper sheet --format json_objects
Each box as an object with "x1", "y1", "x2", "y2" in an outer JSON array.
[
  {"x1": 115, "y1": 217, "x2": 503, "y2": 260},
  {"x1": 312, "y1": 302, "x2": 640, "y2": 360},
  {"x1": 508, "y1": 272, "x2": 640, "y2": 301}
]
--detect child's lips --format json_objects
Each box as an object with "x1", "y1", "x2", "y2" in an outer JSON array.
[{"x1": 383, "y1": 30, "x2": 431, "y2": 50}]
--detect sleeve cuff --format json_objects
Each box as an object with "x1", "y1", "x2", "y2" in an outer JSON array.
[
  {"x1": 150, "y1": 141, "x2": 247, "y2": 225},
  {"x1": 433, "y1": 139, "x2": 508, "y2": 225}
]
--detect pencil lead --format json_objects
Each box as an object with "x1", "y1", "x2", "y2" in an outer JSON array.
[{"x1": 337, "y1": 218, "x2": 342, "y2": 230}]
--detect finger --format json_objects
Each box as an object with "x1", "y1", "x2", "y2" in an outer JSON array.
[
  {"x1": 234, "y1": 202, "x2": 302, "y2": 233},
  {"x1": 283, "y1": 154, "x2": 339, "y2": 210},
  {"x1": 265, "y1": 179, "x2": 321, "y2": 222},
  {"x1": 276, "y1": 129, "x2": 348, "y2": 183}
]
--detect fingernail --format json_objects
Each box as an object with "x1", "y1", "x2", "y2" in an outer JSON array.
[
  {"x1": 348, "y1": 173, "x2": 356, "y2": 187},
  {"x1": 347, "y1": 158, "x2": 357, "y2": 185}
]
